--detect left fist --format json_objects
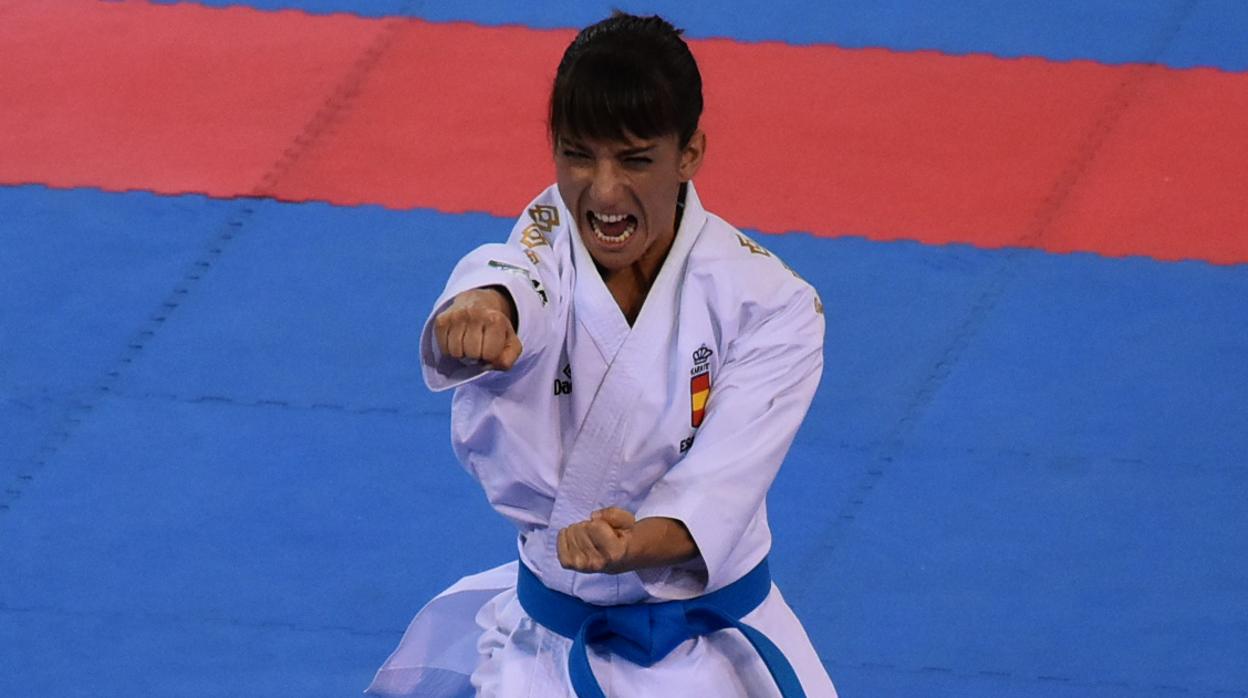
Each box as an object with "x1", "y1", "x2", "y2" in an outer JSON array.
[{"x1": 557, "y1": 507, "x2": 636, "y2": 574}]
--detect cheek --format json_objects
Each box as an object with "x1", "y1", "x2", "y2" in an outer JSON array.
[
  {"x1": 639, "y1": 181, "x2": 681, "y2": 223},
  {"x1": 554, "y1": 172, "x2": 582, "y2": 211},
  {"x1": 555, "y1": 162, "x2": 592, "y2": 186}
]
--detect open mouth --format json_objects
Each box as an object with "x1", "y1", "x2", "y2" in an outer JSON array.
[{"x1": 588, "y1": 211, "x2": 637, "y2": 246}]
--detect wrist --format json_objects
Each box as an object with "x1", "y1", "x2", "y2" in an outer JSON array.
[
  {"x1": 623, "y1": 517, "x2": 697, "y2": 571},
  {"x1": 478, "y1": 285, "x2": 518, "y2": 329}
]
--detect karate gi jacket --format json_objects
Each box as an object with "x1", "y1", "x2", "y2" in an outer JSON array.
[{"x1": 368, "y1": 183, "x2": 837, "y2": 697}]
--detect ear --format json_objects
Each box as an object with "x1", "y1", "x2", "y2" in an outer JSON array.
[{"x1": 678, "y1": 130, "x2": 706, "y2": 182}]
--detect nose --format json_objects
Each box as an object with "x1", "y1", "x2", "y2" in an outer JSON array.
[{"x1": 589, "y1": 160, "x2": 624, "y2": 204}]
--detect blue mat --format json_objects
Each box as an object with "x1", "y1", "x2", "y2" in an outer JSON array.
[
  {"x1": 0, "y1": 187, "x2": 245, "y2": 484},
  {"x1": 154, "y1": 0, "x2": 1248, "y2": 70},
  {"x1": 3, "y1": 186, "x2": 1245, "y2": 695}
]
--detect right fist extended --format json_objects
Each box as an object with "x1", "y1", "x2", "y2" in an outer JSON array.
[{"x1": 434, "y1": 287, "x2": 522, "y2": 370}]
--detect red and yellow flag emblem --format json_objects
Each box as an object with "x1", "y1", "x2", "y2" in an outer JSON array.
[
  {"x1": 690, "y1": 344, "x2": 713, "y2": 428},
  {"x1": 690, "y1": 371, "x2": 711, "y2": 427}
]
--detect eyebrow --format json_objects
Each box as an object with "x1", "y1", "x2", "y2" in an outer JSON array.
[
  {"x1": 560, "y1": 139, "x2": 655, "y2": 157},
  {"x1": 616, "y1": 146, "x2": 655, "y2": 157}
]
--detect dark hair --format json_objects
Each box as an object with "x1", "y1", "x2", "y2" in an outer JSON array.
[{"x1": 549, "y1": 12, "x2": 703, "y2": 148}]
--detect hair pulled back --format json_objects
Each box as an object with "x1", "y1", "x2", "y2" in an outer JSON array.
[{"x1": 549, "y1": 12, "x2": 703, "y2": 148}]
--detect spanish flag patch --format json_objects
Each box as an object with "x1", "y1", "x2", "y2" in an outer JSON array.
[
  {"x1": 690, "y1": 371, "x2": 711, "y2": 427},
  {"x1": 690, "y1": 344, "x2": 713, "y2": 428}
]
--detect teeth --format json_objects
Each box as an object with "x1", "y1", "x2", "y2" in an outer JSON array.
[
  {"x1": 595, "y1": 212, "x2": 628, "y2": 223},
  {"x1": 590, "y1": 216, "x2": 636, "y2": 244}
]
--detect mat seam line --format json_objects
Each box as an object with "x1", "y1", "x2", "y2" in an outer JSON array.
[
  {"x1": 0, "y1": 600, "x2": 1242, "y2": 695},
  {"x1": 826, "y1": 656, "x2": 1246, "y2": 696},
  {"x1": 0, "y1": 8, "x2": 413, "y2": 524},
  {"x1": 0, "y1": 601, "x2": 398, "y2": 639},
  {"x1": 109, "y1": 388, "x2": 435, "y2": 417},
  {"x1": 788, "y1": 0, "x2": 1200, "y2": 590}
]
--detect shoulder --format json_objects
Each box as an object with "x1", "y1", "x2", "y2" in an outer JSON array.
[
  {"x1": 687, "y1": 210, "x2": 825, "y2": 324},
  {"x1": 494, "y1": 185, "x2": 573, "y2": 273},
  {"x1": 505, "y1": 185, "x2": 569, "y2": 249}
]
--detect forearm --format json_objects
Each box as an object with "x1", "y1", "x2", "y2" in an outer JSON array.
[{"x1": 622, "y1": 517, "x2": 699, "y2": 571}]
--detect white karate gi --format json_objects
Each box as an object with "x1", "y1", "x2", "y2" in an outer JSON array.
[{"x1": 368, "y1": 183, "x2": 837, "y2": 698}]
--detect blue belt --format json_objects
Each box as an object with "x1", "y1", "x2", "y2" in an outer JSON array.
[{"x1": 516, "y1": 558, "x2": 806, "y2": 698}]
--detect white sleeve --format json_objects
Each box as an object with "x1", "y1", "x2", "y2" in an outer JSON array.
[
  {"x1": 419, "y1": 242, "x2": 556, "y2": 391},
  {"x1": 635, "y1": 284, "x2": 825, "y2": 595}
]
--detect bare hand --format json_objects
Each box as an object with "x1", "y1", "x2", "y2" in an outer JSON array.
[
  {"x1": 434, "y1": 287, "x2": 522, "y2": 370},
  {"x1": 557, "y1": 507, "x2": 636, "y2": 574}
]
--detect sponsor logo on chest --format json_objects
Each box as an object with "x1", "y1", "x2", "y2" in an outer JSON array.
[{"x1": 553, "y1": 363, "x2": 572, "y2": 396}]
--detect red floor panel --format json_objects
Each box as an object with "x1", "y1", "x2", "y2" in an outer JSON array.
[
  {"x1": 267, "y1": 19, "x2": 570, "y2": 216},
  {"x1": 1045, "y1": 66, "x2": 1248, "y2": 262},
  {"x1": 0, "y1": 1, "x2": 382, "y2": 197},
  {"x1": 2, "y1": 0, "x2": 1246, "y2": 263},
  {"x1": 695, "y1": 42, "x2": 1127, "y2": 253}
]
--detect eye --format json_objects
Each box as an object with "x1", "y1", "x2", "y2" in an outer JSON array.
[
  {"x1": 623, "y1": 156, "x2": 652, "y2": 167},
  {"x1": 562, "y1": 149, "x2": 590, "y2": 160}
]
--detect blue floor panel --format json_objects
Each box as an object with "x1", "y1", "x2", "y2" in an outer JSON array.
[
  {"x1": 771, "y1": 235, "x2": 1009, "y2": 451},
  {"x1": 0, "y1": 186, "x2": 239, "y2": 396},
  {"x1": 1160, "y1": 0, "x2": 1248, "y2": 71},
  {"x1": 909, "y1": 250, "x2": 1248, "y2": 467},
  {"x1": 0, "y1": 388, "x2": 72, "y2": 483},
  {"x1": 797, "y1": 450, "x2": 1248, "y2": 695},
  {"x1": 0, "y1": 185, "x2": 255, "y2": 497},
  {"x1": 0, "y1": 394, "x2": 514, "y2": 695},
  {"x1": 0, "y1": 395, "x2": 513, "y2": 630},
  {"x1": 156, "y1": 0, "x2": 1248, "y2": 71},
  {"x1": 0, "y1": 610, "x2": 397, "y2": 697},
  {"x1": 825, "y1": 663, "x2": 1222, "y2": 698},
  {"x1": 114, "y1": 200, "x2": 502, "y2": 414},
  {"x1": 3, "y1": 186, "x2": 1246, "y2": 696}
]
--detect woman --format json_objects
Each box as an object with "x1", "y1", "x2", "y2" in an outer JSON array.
[{"x1": 368, "y1": 12, "x2": 837, "y2": 697}]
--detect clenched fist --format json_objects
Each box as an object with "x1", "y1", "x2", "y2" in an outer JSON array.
[
  {"x1": 558, "y1": 507, "x2": 636, "y2": 574},
  {"x1": 557, "y1": 510, "x2": 699, "y2": 575},
  {"x1": 434, "y1": 287, "x2": 522, "y2": 370}
]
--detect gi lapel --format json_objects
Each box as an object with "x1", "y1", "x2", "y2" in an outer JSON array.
[{"x1": 543, "y1": 186, "x2": 710, "y2": 588}]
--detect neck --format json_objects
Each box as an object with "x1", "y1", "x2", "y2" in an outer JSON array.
[
  {"x1": 598, "y1": 186, "x2": 687, "y2": 325},
  {"x1": 598, "y1": 238, "x2": 669, "y2": 325}
]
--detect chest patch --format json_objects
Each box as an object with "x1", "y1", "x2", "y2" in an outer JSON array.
[{"x1": 690, "y1": 344, "x2": 713, "y2": 428}]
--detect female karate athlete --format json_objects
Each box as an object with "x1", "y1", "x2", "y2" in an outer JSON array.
[{"x1": 368, "y1": 12, "x2": 837, "y2": 697}]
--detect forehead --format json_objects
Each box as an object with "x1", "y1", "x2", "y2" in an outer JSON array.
[{"x1": 558, "y1": 132, "x2": 679, "y2": 152}]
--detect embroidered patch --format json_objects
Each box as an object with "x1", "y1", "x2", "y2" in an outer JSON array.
[
  {"x1": 735, "y1": 233, "x2": 819, "y2": 307},
  {"x1": 736, "y1": 233, "x2": 771, "y2": 257},
  {"x1": 690, "y1": 344, "x2": 713, "y2": 428},
  {"x1": 525, "y1": 249, "x2": 541, "y2": 266},
  {"x1": 528, "y1": 204, "x2": 560, "y2": 232},
  {"x1": 520, "y1": 224, "x2": 550, "y2": 249},
  {"x1": 486, "y1": 259, "x2": 548, "y2": 306},
  {"x1": 488, "y1": 259, "x2": 525, "y2": 273},
  {"x1": 777, "y1": 256, "x2": 807, "y2": 283}
]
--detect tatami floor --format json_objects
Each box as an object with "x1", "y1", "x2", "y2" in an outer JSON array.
[{"x1": 2, "y1": 2, "x2": 1246, "y2": 696}]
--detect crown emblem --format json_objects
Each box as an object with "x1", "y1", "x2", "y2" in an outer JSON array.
[{"x1": 693, "y1": 345, "x2": 713, "y2": 365}]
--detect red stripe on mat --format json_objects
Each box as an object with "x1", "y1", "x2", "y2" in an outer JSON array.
[{"x1": 2, "y1": 1, "x2": 1246, "y2": 264}]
